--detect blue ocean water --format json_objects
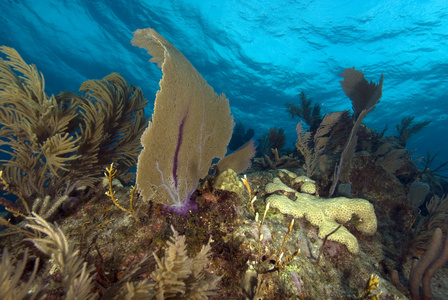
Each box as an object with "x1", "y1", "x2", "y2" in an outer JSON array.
[{"x1": 1, "y1": 0, "x2": 447, "y2": 175}]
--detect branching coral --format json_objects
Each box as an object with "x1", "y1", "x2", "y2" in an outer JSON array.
[
  {"x1": 0, "y1": 46, "x2": 148, "y2": 210},
  {"x1": 256, "y1": 127, "x2": 286, "y2": 160},
  {"x1": 253, "y1": 148, "x2": 298, "y2": 170},
  {"x1": 104, "y1": 163, "x2": 137, "y2": 215}
]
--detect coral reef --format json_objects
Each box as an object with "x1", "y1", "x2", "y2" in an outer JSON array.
[
  {"x1": 3, "y1": 26, "x2": 448, "y2": 300},
  {"x1": 133, "y1": 28, "x2": 234, "y2": 213},
  {"x1": 0, "y1": 162, "x2": 419, "y2": 299}
]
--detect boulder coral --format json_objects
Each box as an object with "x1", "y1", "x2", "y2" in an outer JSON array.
[{"x1": 265, "y1": 173, "x2": 377, "y2": 254}]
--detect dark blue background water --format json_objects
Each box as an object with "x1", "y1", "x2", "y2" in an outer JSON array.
[{"x1": 1, "y1": 0, "x2": 447, "y2": 176}]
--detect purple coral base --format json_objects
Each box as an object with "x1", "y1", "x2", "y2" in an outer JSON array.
[{"x1": 162, "y1": 194, "x2": 198, "y2": 216}]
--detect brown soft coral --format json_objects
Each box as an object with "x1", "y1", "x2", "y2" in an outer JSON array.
[{"x1": 0, "y1": 46, "x2": 148, "y2": 212}]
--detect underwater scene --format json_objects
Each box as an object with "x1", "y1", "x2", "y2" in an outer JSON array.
[{"x1": 1, "y1": 0, "x2": 448, "y2": 299}]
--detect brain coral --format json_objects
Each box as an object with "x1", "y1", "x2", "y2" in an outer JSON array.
[{"x1": 265, "y1": 176, "x2": 377, "y2": 254}]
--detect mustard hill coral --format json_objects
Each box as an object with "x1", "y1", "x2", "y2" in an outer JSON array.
[
  {"x1": 213, "y1": 169, "x2": 245, "y2": 196},
  {"x1": 265, "y1": 174, "x2": 377, "y2": 254}
]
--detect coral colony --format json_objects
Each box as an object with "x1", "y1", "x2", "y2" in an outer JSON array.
[
  {"x1": 1, "y1": 27, "x2": 448, "y2": 300},
  {"x1": 132, "y1": 29, "x2": 234, "y2": 216}
]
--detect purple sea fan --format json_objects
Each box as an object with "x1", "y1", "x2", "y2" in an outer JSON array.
[{"x1": 132, "y1": 28, "x2": 234, "y2": 215}]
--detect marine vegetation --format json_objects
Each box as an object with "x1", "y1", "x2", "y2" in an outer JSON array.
[
  {"x1": 396, "y1": 115, "x2": 431, "y2": 147},
  {"x1": 256, "y1": 126, "x2": 286, "y2": 157},
  {"x1": 0, "y1": 46, "x2": 148, "y2": 214},
  {"x1": 285, "y1": 90, "x2": 322, "y2": 131},
  {"x1": 296, "y1": 111, "x2": 350, "y2": 178},
  {"x1": 418, "y1": 151, "x2": 448, "y2": 178},
  {"x1": 0, "y1": 214, "x2": 220, "y2": 299}
]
